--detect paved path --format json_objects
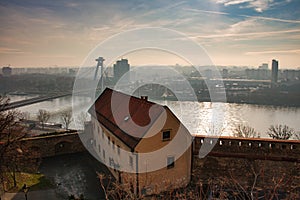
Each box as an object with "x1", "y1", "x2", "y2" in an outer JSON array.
[{"x1": 1, "y1": 189, "x2": 61, "y2": 200}]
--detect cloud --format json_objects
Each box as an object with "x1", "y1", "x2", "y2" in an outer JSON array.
[
  {"x1": 191, "y1": 17, "x2": 300, "y2": 42},
  {"x1": 0, "y1": 0, "x2": 299, "y2": 68},
  {"x1": 196, "y1": 28, "x2": 300, "y2": 39},
  {"x1": 245, "y1": 49, "x2": 300, "y2": 55},
  {"x1": 37, "y1": 54, "x2": 76, "y2": 58},
  {"x1": 183, "y1": 8, "x2": 229, "y2": 15},
  {"x1": 134, "y1": 1, "x2": 186, "y2": 19},
  {"x1": 225, "y1": 0, "x2": 253, "y2": 6},
  {"x1": 211, "y1": 0, "x2": 276, "y2": 12},
  {"x1": 241, "y1": 15, "x2": 300, "y2": 23},
  {"x1": 0, "y1": 47, "x2": 26, "y2": 54},
  {"x1": 186, "y1": 8, "x2": 300, "y2": 24},
  {"x1": 248, "y1": 0, "x2": 272, "y2": 12}
]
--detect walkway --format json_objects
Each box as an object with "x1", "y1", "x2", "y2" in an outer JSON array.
[{"x1": 1, "y1": 189, "x2": 61, "y2": 200}]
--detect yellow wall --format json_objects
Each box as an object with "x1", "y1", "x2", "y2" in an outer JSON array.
[
  {"x1": 92, "y1": 117, "x2": 133, "y2": 182},
  {"x1": 135, "y1": 108, "x2": 192, "y2": 195},
  {"x1": 92, "y1": 106, "x2": 193, "y2": 196}
]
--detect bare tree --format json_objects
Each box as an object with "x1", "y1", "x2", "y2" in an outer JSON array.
[
  {"x1": 233, "y1": 124, "x2": 259, "y2": 138},
  {"x1": 60, "y1": 111, "x2": 72, "y2": 130},
  {"x1": 0, "y1": 96, "x2": 41, "y2": 190},
  {"x1": 98, "y1": 172, "x2": 138, "y2": 200},
  {"x1": 204, "y1": 124, "x2": 224, "y2": 136},
  {"x1": 21, "y1": 111, "x2": 31, "y2": 120},
  {"x1": 37, "y1": 109, "x2": 50, "y2": 129},
  {"x1": 294, "y1": 132, "x2": 300, "y2": 140},
  {"x1": 267, "y1": 125, "x2": 294, "y2": 140},
  {"x1": 75, "y1": 111, "x2": 89, "y2": 130}
]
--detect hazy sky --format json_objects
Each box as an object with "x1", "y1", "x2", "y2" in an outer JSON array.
[{"x1": 0, "y1": 0, "x2": 299, "y2": 68}]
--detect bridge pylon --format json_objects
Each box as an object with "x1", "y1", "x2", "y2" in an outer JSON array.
[{"x1": 94, "y1": 57, "x2": 105, "y2": 91}]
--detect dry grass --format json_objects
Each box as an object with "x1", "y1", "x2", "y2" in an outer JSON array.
[{"x1": 5, "y1": 172, "x2": 54, "y2": 192}]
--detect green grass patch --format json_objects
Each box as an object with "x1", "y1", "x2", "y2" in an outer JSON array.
[{"x1": 7, "y1": 172, "x2": 54, "y2": 192}]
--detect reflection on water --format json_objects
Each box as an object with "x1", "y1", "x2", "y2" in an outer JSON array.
[
  {"x1": 10, "y1": 95, "x2": 300, "y2": 138},
  {"x1": 13, "y1": 96, "x2": 92, "y2": 130},
  {"x1": 162, "y1": 101, "x2": 300, "y2": 138}
]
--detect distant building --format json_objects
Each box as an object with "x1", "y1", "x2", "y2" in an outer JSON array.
[
  {"x1": 245, "y1": 68, "x2": 270, "y2": 80},
  {"x1": 89, "y1": 88, "x2": 192, "y2": 196},
  {"x1": 113, "y1": 59, "x2": 130, "y2": 83},
  {"x1": 68, "y1": 68, "x2": 76, "y2": 76},
  {"x1": 259, "y1": 63, "x2": 268, "y2": 70},
  {"x1": 282, "y1": 70, "x2": 300, "y2": 81},
  {"x1": 12, "y1": 68, "x2": 26, "y2": 75},
  {"x1": 204, "y1": 69, "x2": 212, "y2": 79},
  {"x1": 271, "y1": 59, "x2": 279, "y2": 87},
  {"x1": 222, "y1": 68, "x2": 228, "y2": 78},
  {"x1": 2, "y1": 66, "x2": 12, "y2": 76}
]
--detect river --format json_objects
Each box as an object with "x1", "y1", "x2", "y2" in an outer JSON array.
[{"x1": 7, "y1": 95, "x2": 300, "y2": 138}]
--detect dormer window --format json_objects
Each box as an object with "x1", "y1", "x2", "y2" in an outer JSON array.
[
  {"x1": 124, "y1": 116, "x2": 129, "y2": 121},
  {"x1": 162, "y1": 130, "x2": 171, "y2": 141}
]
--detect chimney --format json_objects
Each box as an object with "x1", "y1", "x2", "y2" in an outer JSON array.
[{"x1": 141, "y1": 96, "x2": 148, "y2": 101}]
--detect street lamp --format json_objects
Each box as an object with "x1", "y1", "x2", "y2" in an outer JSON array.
[{"x1": 22, "y1": 184, "x2": 29, "y2": 200}]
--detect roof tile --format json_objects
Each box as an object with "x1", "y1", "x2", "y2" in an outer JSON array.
[{"x1": 89, "y1": 88, "x2": 165, "y2": 150}]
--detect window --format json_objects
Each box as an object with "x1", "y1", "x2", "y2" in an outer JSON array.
[
  {"x1": 108, "y1": 136, "x2": 110, "y2": 145},
  {"x1": 112, "y1": 141, "x2": 115, "y2": 150},
  {"x1": 167, "y1": 156, "x2": 175, "y2": 169},
  {"x1": 102, "y1": 150, "x2": 106, "y2": 160},
  {"x1": 162, "y1": 130, "x2": 171, "y2": 141},
  {"x1": 129, "y1": 156, "x2": 133, "y2": 167},
  {"x1": 102, "y1": 132, "x2": 104, "y2": 139},
  {"x1": 117, "y1": 145, "x2": 120, "y2": 155},
  {"x1": 98, "y1": 144, "x2": 101, "y2": 153},
  {"x1": 109, "y1": 157, "x2": 114, "y2": 167}
]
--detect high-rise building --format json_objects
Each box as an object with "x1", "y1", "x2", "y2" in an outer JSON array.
[
  {"x1": 113, "y1": 59, "x2": 130, "y2": 83},
  {"x1": 271, "y1": 59, "x2": 278, "y2": 87}
]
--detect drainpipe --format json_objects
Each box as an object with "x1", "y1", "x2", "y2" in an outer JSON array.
[{"x1": 134, "y1": 152, "x2": 139, "y2": 197}]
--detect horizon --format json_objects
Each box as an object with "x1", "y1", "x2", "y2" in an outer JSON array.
[
  {"x1": 0, "y1": 0, "x2": 300, "y2": 68},
  {"x1": 3, "y1": 62, "x2": 300, "y2": 70}
]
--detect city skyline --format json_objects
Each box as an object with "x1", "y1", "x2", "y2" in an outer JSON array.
[{"x1": 0, "y1": 0, "x2": 300, "y2": 68}]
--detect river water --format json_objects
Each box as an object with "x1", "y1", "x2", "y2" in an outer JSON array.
[{"x1": 7, "y1": 95, "x2": 300, "y2": 138}]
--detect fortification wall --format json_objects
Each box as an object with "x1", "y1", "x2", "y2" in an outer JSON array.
[
  {"x1": 192, "y1": 136, "x2": 300, "y2": 197},
  {"x1": 193, "y1": 135, "x2": 300, "y2": 162},
  {"x1": 22, "y1": 132, "x2": 86, "y2": 157}
]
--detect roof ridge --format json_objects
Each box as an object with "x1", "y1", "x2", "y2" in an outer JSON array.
[{"x1": 105, "y1": 87, "x2": 157, "y2": 106}]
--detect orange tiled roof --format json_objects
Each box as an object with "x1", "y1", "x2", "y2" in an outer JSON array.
[{"x1": 89, "y1": 88, "x2": 165, "y2": 150}]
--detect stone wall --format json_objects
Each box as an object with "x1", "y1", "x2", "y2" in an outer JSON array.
[
  {"x1": 192, "y1": 136, "x2": 300, "y2": 198},
  {"x1": 193, "y1": 135, "x2": 300, "y2": 162},
  {"x1": 22, "y1": 132, "x2": 86, "y2": 157},
  {"x1": 18, "y1": 132, "x2": 300, "y2": 197}
]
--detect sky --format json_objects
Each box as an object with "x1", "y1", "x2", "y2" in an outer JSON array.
[{"x1": 0, "y1": 0, "x2": 299, "y2": 69}]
